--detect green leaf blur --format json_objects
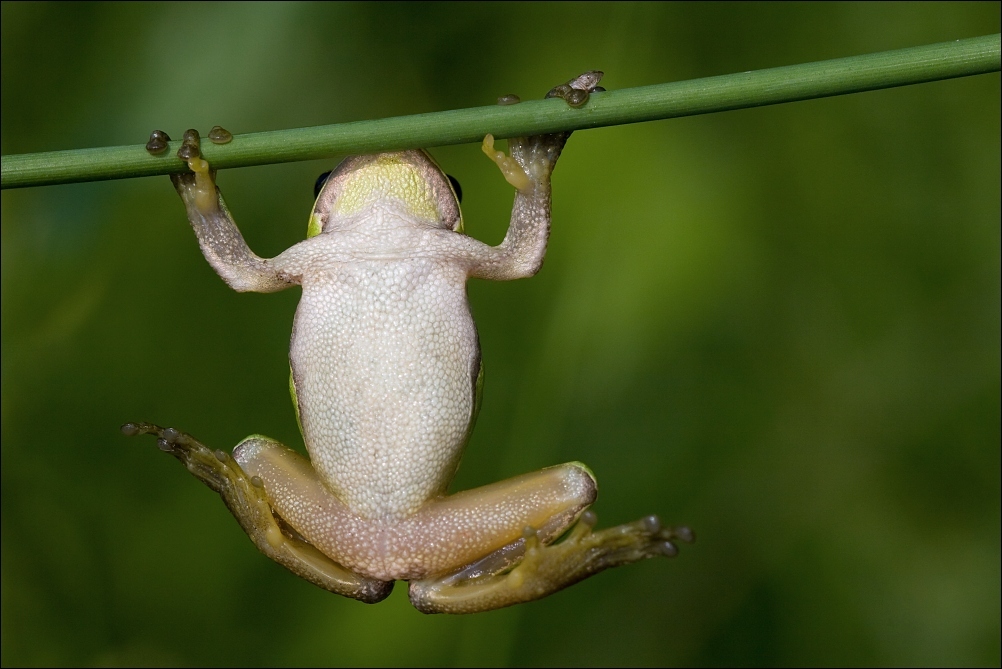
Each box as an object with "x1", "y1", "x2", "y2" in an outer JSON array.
[{"x1": 2, "y1": 3, "x2": 998, "y2": 666}]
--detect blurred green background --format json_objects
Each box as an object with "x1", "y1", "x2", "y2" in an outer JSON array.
[{"x1": 2, "y1": 2, "x2": 999, "y2": 666}]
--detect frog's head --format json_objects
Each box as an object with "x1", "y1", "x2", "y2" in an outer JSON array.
[{"x1": 308, "y1": 150, "x2": 463, "y2": 237}]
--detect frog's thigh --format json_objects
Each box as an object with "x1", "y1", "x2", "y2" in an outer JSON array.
[
  {"x1": 234, "y1": 446, "x2": 597, "y2": 582},
  {"x1": 232, "y1": 437, "x2": 387, "y2": 576},
  {"x1": 399, "y1": 463, "x2": 599, "y2": 576}
]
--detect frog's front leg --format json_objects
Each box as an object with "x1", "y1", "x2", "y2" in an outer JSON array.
[
  {"x1": 121, "y1": 422, "x2": 393, "y2": 604},
  {"x1": 167, "y1": 129, "x2": 299, "y2": 294},
  {"x1": 466, "y1": 71, "x2": 604, "y2": 281}
]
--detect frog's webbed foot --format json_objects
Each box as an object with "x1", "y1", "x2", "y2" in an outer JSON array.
[
  {"x1": 482, "y1": 70, "x2": 604, "y2": 193},
  {"x1": 408, "y1": 510, "x2": 693, "y2": 614},
  {"x1": 121, "y1": 422, "x2": 393, "y2": 604}
]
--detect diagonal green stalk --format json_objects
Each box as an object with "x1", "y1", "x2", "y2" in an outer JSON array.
[{"x1": 2, "y1": 33, "x2": 999, "y2": 190}]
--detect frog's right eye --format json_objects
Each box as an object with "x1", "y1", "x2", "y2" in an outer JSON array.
[
  {"x1": 314, "y1": 171, "x2": 333, "y2": 200},
  {"x1": 447, "y1": 174, "x2": 463, "y2": 204}
]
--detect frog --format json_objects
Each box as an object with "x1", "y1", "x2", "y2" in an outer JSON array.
[{"x1": 124, "y1": 71, "x2": 693, "y2": 613}]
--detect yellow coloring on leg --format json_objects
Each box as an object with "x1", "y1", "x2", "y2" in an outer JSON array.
[
  {"x1": 185, "y1": 156, "x2": 218, "y2": 213},
  {"x1": 482, "y1": 134, "x2": 531, "y2": 192}
]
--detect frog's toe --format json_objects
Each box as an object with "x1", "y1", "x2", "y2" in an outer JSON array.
[
  {"x1": 145, "y1": 130, "x2": 171, "y2": 155},
  {"x1": 545, "y1": 70, "x2": 605, "y2": 108},
  {"x1": 571, "y1": 513, "x2": 694, "y2": 571},
  {"x1": 208, "y1": 125, "x2": 233, "y2": 144},
  {"x1": 123, "y1": 421, "x2": 237, "y2": 493}
]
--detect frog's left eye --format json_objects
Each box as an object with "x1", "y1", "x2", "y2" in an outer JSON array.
[
  {"x1": 314, "y1": 171, "x2": 332, "y2": 200},
  {"x1": 447, "y1": 174, "x2": 463, "y2": 204}
]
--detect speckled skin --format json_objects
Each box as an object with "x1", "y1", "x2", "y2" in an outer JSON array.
[
  {"x1": 173, "y1": 142, "x2": 598, "y2": 582},
  {"x1": 288, "y1": 219, "x2": 481, "y2": 520},
  {"x1": 234, "y1": 437, "x2": 594, "y2": 580},
  {"x1": 284, "y1": 149, "x2": 570, "y2": 521}
]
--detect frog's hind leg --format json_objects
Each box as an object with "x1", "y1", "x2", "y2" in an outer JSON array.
[
  {"x1": 231, "y1": 448, "x2": 601, "y2": 586},
  {"x1": 227, "y1": 443, "x2": 691, "y2": 612},
  {"x1": 408, "y1": 510, "x2": 694, "y2": 615},
  {"x1": 121, "y1": 422, "x2": 392, "y2": 603}
]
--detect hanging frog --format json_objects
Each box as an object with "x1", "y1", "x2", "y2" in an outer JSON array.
[{"x1": 125, "y1": 71, "x2": 693, "y2": 613}]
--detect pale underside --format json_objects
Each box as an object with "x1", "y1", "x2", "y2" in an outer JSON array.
[{"x1": 289, "y1": 208, "x2": 482, "y2": 520}]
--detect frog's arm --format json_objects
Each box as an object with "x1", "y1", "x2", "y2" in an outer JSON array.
[
  {"x1": 462, "y1": 71, "x2": 604, "y2": 281},
  {"x1": 460, "y1": 131, "x2": 567, "y2": 281},
  {"x1": 171, "y1": 164, "x2": 301, "y2": 293}
]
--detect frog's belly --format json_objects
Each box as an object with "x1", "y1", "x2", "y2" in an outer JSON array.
[{"x1": 290, "y1": 259, "x2": 479, "y2": 519}]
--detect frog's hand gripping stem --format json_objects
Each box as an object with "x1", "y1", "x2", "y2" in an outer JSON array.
[
  {"x1": 121, "y1": 422, "x2": 393, "y2": 604},
  {"x1": 408, "y1": 512, "x2": 693, "y2": 614},
  {"x1": 469, "y1": 71, "x2": 603, "y2": 281},
  {"x1": 170, "y1": 164, "x2": 297, "y2": 294}
]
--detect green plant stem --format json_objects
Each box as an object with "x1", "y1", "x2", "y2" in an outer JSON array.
[{"x1": 2, "y1": 34, "x2": 999, "y2": 190}]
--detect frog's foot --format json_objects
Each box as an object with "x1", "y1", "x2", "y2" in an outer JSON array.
[
  {"x1": 482, "y1": 70, "x2": 604, "y2": 194},
  {"x1": 121, "y1": 422, "x2": 393, "y2": 604},
  {"x1": 408, "y1": 511, "x2": 693, "y2": 614},
  {"x1": 169, "y1": 129, "x2": 220, "y2": 215}
]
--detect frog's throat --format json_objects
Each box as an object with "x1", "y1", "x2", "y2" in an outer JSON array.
[{"x1": 308, "y1": 152, "x2": 463, "y2": 237}]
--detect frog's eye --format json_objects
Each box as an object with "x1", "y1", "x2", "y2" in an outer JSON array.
[
  {"x1": 314, "y1": 170, "x2": 332, "y2": 200},
  {"x1": 447, "y1": 174, "x2": 463, "y2": 204}
]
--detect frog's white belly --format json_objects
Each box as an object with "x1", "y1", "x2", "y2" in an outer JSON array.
[{"x1": 291, "y1": 258, "x2": 478, "y2": 520}]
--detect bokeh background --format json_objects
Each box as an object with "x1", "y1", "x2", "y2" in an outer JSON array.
[{"x1": 2, "y1": 2, "x2": 999, "y2": 666}]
